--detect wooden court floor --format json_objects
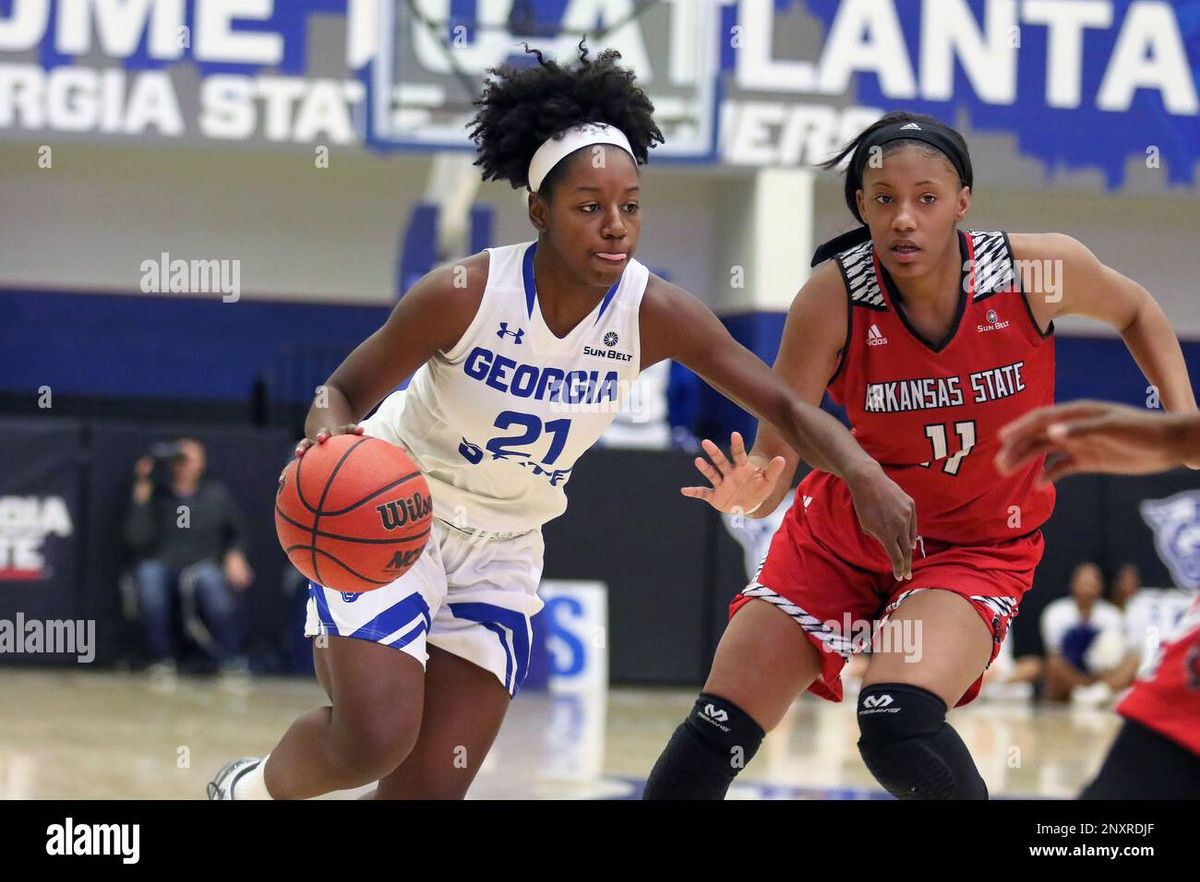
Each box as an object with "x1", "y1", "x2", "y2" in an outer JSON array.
[{"x1": 0, "y1": 670, "x2": 1120, "y2": 799}]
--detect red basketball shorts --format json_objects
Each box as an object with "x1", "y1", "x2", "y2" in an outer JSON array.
[{"x1": 729, "y1": 487, "x2": 1044, "y2": 708}]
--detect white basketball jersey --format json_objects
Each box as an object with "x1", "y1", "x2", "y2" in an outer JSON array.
[{"x1": 363, "y1": 241, "x2": 648, "y2": 533}]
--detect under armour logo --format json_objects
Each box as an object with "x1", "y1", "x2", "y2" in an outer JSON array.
[
  {"x1": 900, "y1": 122, "x2": 922, "y2": 131},
  {"x1": 704, "y1": 704, "x2": 729, "y2": 722},
  {"x1": 497, "y1": 323, "x2": 524, "y2": 344},
  {"x1": 863, "y1": 694, "x2": 894, "y2": 709}
]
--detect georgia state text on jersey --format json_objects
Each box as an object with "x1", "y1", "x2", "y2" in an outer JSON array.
[
  {"x1": 818, "y1": 230, "x2": 1056, "y2": 547},
  {"x1": 362, "y1": 242, "x2": 647, "y2": 534}
]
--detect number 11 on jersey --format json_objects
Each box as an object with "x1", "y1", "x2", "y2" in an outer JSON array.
[{"x1": 921, "y1": 420, "x2": 977, "y2": 475}]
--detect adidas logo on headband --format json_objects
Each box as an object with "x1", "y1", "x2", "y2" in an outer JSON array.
[{"x1": 900, "y1": 122, "x2": 922, "y2": 131}]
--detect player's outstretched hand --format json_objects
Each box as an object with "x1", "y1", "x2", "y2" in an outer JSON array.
[
  {"x1": 845, "y1": 463, "x2": 918, "y2": 581},
  {"x1": 682, "y1": 431, "x2": 786, "y2": 515},
  {"x1": 295, "y1": 424, "x2": 364, "y2": 457},
  {"x1": 996, "y1": 400, "x2": 1200, "y2": 481}
]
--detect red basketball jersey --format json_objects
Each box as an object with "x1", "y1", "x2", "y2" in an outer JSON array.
[
  {"x1": 1118, "y1": 595, "x2": 1200, "y2": 756},
  {"x1": 825, "y1": 230, "x2": 1055, "y2": 545}
]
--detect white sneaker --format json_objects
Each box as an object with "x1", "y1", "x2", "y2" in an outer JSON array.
[{"x1": 207, "y1": 757, "x2": 262, "y2": 800}]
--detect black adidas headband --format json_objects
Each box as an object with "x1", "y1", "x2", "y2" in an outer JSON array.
[{"x1": 811, "y1": 120, "x2": 974, "y2": 267}]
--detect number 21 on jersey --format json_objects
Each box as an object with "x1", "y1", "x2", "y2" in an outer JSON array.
[{"x1": 458, "y1": 410, "x2": 573, "y2": 465}]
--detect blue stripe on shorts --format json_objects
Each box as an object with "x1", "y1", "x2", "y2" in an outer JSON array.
[
  {"x1": 448, "y1": 602, "x2": 532, "y2": 695},
  {"x1": 308, "y1": 582, "x2": 340, "y2": 637},
  {"x1": 348, "y1": 591, "x2": 432, "y2": 643}
]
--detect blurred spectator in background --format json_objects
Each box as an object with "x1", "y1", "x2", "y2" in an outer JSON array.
[
  {"x1": 1111, "y1": 562, "x2": 1142, "y2": 612},
  {"x1": 1117, "y1": 562, "x2": 1193, "y2": 681},
  {"x1": 1041, "y1": 562, "x2": 1133, "y2": 706},
  {"x1": 124, "y1": 438, "x2": 253, "y2": 679}
]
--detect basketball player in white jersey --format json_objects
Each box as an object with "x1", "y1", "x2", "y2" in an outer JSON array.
[{"x1": 208, "y1": 43, "x2": 916, "y2": 800}]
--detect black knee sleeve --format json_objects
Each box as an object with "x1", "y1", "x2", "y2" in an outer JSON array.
[
  {"x1": 857, "y1": 683, "x2": 988, "y2": 800},
  {"x1": 642, "y1": 693, "x2": 765, "y2": 800}
]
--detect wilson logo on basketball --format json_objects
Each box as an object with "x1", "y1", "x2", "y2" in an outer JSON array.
[{"x1": 376, "y1": 494, "x2": 433, "y2": 531}]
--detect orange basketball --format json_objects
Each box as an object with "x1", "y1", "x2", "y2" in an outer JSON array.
[{"x1": 275, "y1": 434, "x2": 433, "y2": 593}]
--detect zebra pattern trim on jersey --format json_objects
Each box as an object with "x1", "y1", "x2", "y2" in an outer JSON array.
[
  {"x1": 882, "y1": 588, "x2": 1019, "y2": 646},
  {"x1": 740, "y1": 583, "x2": 855, "y2": 658},
  {"x1": 972, "y1": 593, "x2": 1020, "y2": 644},
  {"x1": 834, "y1": 230, "x2": 1020, "y2": 309},
  {"x1": 969, "y1": 231, "x2": 1019, "y2": 301},
  {"x1": 835, "y1": 240, "x2": 886, "y2": 309}
]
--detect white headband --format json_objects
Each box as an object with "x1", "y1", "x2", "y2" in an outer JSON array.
[{"x1": 527, "y1": 123, "x2": 635, "y2": 193}]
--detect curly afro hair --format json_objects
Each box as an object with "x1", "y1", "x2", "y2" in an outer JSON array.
[{"x1": 468, "y1": 40, "x2": 664, "y2": 198}]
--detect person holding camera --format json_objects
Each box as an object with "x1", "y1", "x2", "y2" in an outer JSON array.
[{"x1": 124, "y1": 438, "x2": 253, "y2": 676}]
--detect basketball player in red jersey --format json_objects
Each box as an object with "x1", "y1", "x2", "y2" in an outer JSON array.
[
  {"x1": 998, "y1": 401, "x2": 1200, "y2": 797},
  {"x1": 644, "y1": 112, "x2": 1198, "y2": 800}
]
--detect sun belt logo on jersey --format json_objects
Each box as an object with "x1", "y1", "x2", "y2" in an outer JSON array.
[
  {"x1": 584, "y1": 329, "x2": 633, "y2": 362},
  {"x1": 1140, "y1": 491, "x2": 1200, "y2": 590},
  {"x1": 867, "y1": 324, "x2": 888, "y2": 346},
  {"x1": 496, "y1": 323, "x2": 524, "y2": 344},
  {"x1": 978, "y1": 308, "x2": 1010, "y2": 332}
]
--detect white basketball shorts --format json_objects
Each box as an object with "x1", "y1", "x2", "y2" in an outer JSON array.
[{"x1": 304, "y1": 518, "x2": 545, "y2": 695}]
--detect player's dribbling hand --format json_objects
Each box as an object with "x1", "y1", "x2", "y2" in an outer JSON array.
[
  {"x1": 681, "y1": 431, "x2": 786, "y2": 515},
  {"x1": 295, "y1": 424, "x2": 364, "y2": 457},
  {"x1": 996, "y1": 401, "x2": 1199, "y2": 482},
  {"x1": 844, "y1": 462, "x2": 918, "y2": 581}
]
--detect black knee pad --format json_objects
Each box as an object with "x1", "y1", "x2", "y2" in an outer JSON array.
[
  {"x1": 642, "y1": 693, "x2": 765, "y2": 800},
  {"x1": 685, "y1": 693, "x2": 766, "y2": 769},
  {"x1": 857, "y1": 683, "x2": 987, "y2": 800}
]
